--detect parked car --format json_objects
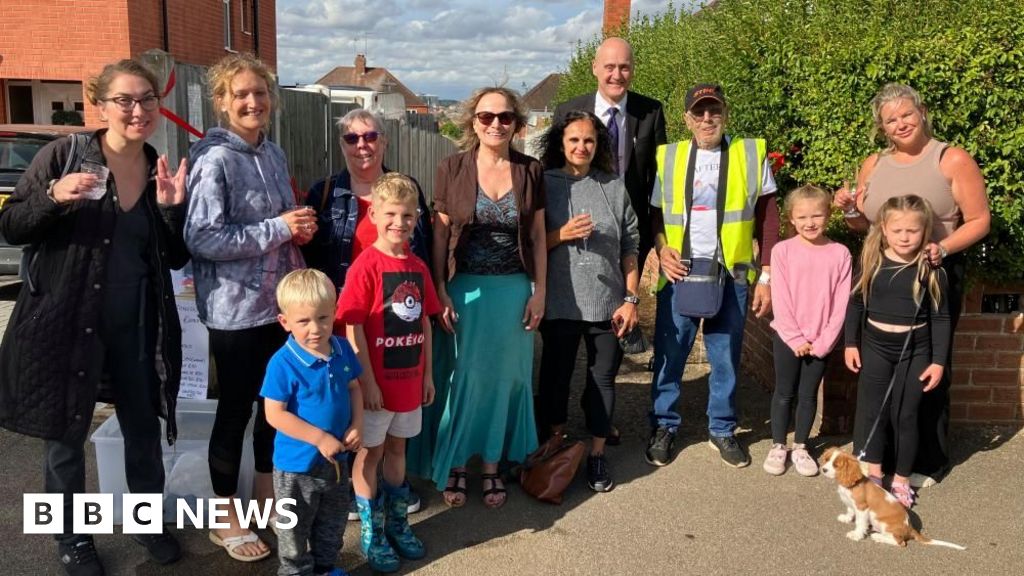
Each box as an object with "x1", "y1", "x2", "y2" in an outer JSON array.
[{"x1": 0, "y1": 124, "x2": 90, "y2": 275}]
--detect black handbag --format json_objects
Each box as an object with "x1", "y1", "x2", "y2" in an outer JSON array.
[{"x1": 670, "y1": 138, "x2": 730, "y2": 319}]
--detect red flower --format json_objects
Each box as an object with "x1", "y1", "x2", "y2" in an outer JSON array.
[{"x1": 767, "y1": 151, "x2": 785, "y2": 174}]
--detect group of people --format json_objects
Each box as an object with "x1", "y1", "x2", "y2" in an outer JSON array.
[{"x1": 0, "y1": 33, "x2": 990, "y2": 576}]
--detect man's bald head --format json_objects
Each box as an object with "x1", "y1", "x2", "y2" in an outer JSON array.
[{"x1": 592, "y1": 37, "x2": 634, "y2": 104}]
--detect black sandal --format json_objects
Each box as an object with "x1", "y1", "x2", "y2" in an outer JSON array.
[
  {"x1": 481, "y1": 473, "x2": 507, "y2": 509},
  {"x1": 443, "y1": 469, "x2": 467, "y2": 508}
]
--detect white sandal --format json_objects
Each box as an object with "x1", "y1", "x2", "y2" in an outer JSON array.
[{"x1": 208, "y1": 530, "x2": 271, "y2": 562}]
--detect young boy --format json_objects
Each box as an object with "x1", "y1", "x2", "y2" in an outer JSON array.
[
  {"x1": 337, "y1": 173, "x2": 440, "y2": 573},
  {"x1": 261, "y1": 269, "x2": 364, "y2": 576}
]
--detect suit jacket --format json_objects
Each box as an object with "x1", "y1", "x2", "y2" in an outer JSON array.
[{"x1": 554, "y1": 90, "x2": 667, "y2": 257}]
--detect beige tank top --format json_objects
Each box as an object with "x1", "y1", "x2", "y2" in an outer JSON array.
[{"x1": 863, "y1": 139, "x2": 959, "y2": 241}]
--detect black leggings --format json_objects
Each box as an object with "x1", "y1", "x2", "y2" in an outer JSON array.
[
  {"x1": 208, "y1": 323, "x2": 286, "y2": 496},
  {"x1": 538, "y1": 319, "x2": 623, "y2": 439},
  {"x1": 770, "y1": 334, "x2": 827, "y2": 445},
  {"x1": 854, "y1": 323, "x2": 931, "y2": 477}
]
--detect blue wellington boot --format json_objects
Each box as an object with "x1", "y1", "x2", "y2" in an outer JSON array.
[
  {"x1": 355, "y1": 495, "x2": 400, "y2": 573},
  {"x1": 383, "y1": 481, "x2": 426, "y2": 560}
]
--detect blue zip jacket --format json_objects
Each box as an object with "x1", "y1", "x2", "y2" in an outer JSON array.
[
  {"x1": 185, "y1": 127, "x2": 305, "y2": 329},
  {"x1": 302, "y1": 169, "x2": 432, "y2": 292}
]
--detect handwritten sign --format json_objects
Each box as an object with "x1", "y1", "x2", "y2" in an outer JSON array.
[{"x1": 172, "y1": 267, "x2": 209, "y2": 399}]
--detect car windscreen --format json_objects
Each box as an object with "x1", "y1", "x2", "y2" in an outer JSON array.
[{"x1": 0, "y1": 136, "x2": 52, "y2": 172}]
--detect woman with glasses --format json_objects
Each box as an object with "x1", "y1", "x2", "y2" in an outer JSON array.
[
  {"x1": 429, "y1": 87, "x2": 546, "y2": 509},
  {"x1": 535, "y1": 111, "x2": 640, "y2": 494},
  {"x1": 834, "y1": 83, "x2": 989, "y2": 488},
  {"x1": 0, "y1": 59, "x2": 189, "y2": 574},
  {"x1": 184, "y1": 53, "x2": 312, "y2": 563}
]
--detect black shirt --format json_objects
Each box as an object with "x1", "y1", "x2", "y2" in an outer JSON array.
[{"x1": 846, "y1": 255, "x2": 951, "y2": 365}]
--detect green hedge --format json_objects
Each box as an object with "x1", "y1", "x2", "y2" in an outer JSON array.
[{"x1": 556, "y1": 0, "x2": 1024, "y2": 284}]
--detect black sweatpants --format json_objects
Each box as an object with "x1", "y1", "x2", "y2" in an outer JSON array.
[
  {"x1": 537, "y1": 319, "x2": 623, "y2": 439},
  {"x1": 854, "y1": 323, "x2": 931, "y2": 478},
  {"x1": 770, "y1": 334, "x2": 828, "y2": 445},
  {"x1": 208, "y1": 323, "x2": 286, "y2": 496}
]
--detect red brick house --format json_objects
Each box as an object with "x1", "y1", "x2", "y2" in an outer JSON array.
[
  {"x1": 0, "y1": 0, "x2": 276, "y2": 127},
  {"x1": 316, "y1": 55, "x2": 428, "y2": 114}
]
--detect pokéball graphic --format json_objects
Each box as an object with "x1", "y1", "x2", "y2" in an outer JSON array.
[{"x1": 391, "y1": 281, "x2": 423, "y2": 322}]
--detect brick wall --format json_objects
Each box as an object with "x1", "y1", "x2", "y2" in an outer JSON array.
[
  {"x1": 0, "y1": 1, "x2": 277, "y2": 127},
  {"x1": 742, "y1": 310, "x2": 1024, "y2": 432},
  {"x1": 603, "y1": 0, "x2": 631, "y2": 35}
]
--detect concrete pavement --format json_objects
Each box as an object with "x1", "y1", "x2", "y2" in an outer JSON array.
[{"x1": 0, "y1": 280, "x2": 1021, "y2": 575}]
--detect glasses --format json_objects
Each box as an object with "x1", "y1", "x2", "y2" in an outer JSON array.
[
  {"x1": 341, "y1": 131, "x2": 380, "y2": 145},
  {"x1": 474, "y1": 111, "x2": 516, "y2": 126},
  {"x1": 103, "y1": 95, "x2": 160, "y2": 112},
  {"x1": 687, "y1": 104, "x2": 724, "y2": 119}
]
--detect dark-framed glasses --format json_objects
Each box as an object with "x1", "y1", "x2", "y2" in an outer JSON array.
[
  {"x1": 341, "y1": 131, "x2": 380, "y2": 145},
  {"x1": 103, "y1": 95, "x2": 160, "y2": 112},
  {"x1": 474, "y1": 111, "x2": 516, "y2": 126}
]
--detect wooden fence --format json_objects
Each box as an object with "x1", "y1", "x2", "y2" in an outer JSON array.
[{"x1": 143, "y1": 50, "x2": 456, "y2": 204}]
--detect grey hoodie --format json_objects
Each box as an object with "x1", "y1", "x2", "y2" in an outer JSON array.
[{"x1": 185, "y1": 127, "x2": 304, "y2": 330}]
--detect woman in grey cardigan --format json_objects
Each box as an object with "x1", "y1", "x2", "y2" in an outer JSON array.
[{"x1": 536, "y1": 110, "x2": 640, "y2": 493}]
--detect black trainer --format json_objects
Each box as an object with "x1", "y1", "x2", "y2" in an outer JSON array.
[
  {"x1": 645, "y1": 427, "x2": 676, "y2": 466},
  {"x1": 708, "y1": 435, "x2": 750, "y2": 468},
  {"x1": 58, "y1": 538, "x2": 105, "y2": 576},
  {"x1": 586, "y1": 454, "x2": 615, "y2": 492},
  {"x1": 132, "y1": 532, "x2": 182, "y2": 565}
]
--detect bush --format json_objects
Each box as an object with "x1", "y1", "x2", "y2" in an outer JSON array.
[
  {"x1": 51, "y1": 110, "x2": 84, "y2": 126},
  {"x1": 555, "y1": 0, "x2": 1024, "y2": 284}
]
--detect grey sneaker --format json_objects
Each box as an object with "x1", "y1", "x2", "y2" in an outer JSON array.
[
  {"x1": 762, "y1": 443, "x2": 788, "y2": 475},
  {"x1": 708, "y1": 435, "x2": 750, "y2": 468},
  {"x1": 790, "y1": 446, "x2": 819, "y2": 477}
]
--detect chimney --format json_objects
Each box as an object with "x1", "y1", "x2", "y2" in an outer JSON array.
[
  {"x1": 603, "y1": 0, "x2": 631, "y2": 35},
  {"x1": 355, "y1": 54, "x2": 367, "y2": 76}
]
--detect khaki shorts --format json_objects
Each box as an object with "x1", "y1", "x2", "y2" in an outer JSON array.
[{"x1": 362, "y1": 406, "x2": 423, "y2": 447}]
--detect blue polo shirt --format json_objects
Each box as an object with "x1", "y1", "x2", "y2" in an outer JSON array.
[{"x1": 260, "y1": 335, "x2": 362, "y2": 473}]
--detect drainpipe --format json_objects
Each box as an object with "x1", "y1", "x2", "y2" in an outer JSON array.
[
  {"x1": 161, "y1": 0, "x2": 169, "y2": 51},
  {"x1": 253, "y1": 0, "x2": 260, "y2": 57}
]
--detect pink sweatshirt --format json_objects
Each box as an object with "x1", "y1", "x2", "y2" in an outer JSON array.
[{"x1": 769, "y1": 237, "x2": 852, "y2": 358}]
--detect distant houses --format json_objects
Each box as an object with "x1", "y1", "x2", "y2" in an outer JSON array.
[{"x1": 306, "y1": 54, "x2": 428, "y2": 117}]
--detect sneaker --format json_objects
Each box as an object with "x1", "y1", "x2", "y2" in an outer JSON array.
[
  {"x1": 131, "y1": 532, "x2": 182, "y2": 565},
  {"x1": 586, "y1": 454, "x2": 615, "y2": 492},
  {"x1": 762, "y1": 443, "x2": 788, "y2": 475},
  {"x1": 790, "y1": 446, "x2": 819, "y2": 477},
  {"x1": 406, "y1": 487, "x2": 422, "y2": 514},
  {"x1": 645, "y1": 427, "x2": 676, "y2": 467},
  {"x1": 708, "y1": 435, "x2": 750, "y2": 468},
  {"x1": 348, "y1": 497, "x2": 359, "y2": 521},
  {"x1": 58, "y1": 538, "x2": 105, "y2": 576}
]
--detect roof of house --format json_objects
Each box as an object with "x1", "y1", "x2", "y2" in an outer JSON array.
[
  {"x1": 522, "y1": 73, "x2": 562, "y2": 112},
  {"x1": 315, "y1": 56, "x2": 426, "y2": 109}
]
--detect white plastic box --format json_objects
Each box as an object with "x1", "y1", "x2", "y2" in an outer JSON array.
[{"x1": 90, "y1": 398, "x2": 255, "y2": 524}]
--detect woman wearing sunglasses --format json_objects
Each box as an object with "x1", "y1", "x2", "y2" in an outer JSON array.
[
  {"x1": 428, "y1": 87, "x2": 545, "y2": 509},
  {"x1": 535, "y1": 110, "x2": 639, "y2": 493},
  {"x1": 302, "y1": 108, "x2": 432, "y2": 293},
  {"x1": 0, "y1": 59, "x2": 188, "y2": 573},
  {"x1": 184, "y1": 53, "x2": 312, "y2": 563}
]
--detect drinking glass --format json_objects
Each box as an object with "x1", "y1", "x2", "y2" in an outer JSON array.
[
  {"x1": 577, "y1": 207, "x2": 591, "y2": 264},
  {"x1": 79, "y1": 161, "x2": 109, "y2": 200},
  {"x1": 844, "y1": 170, "x2": 861, "y2": 218}
]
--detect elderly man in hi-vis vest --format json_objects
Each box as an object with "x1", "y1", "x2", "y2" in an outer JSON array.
[{"x1": 646, "y1": 84, "x2": 781, "y2": 469}]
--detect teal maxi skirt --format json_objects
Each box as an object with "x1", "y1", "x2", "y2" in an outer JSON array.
[{"x1": 427, "y1": 273, "x2": 539, "y2": 490}]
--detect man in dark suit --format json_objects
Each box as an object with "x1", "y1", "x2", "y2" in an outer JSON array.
[{"x1": 554, "y1": 37, "x2": 667, "y2": 270}]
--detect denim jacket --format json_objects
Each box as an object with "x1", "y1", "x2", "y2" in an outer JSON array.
[
  {"x1": 184, "y1": 128, "x2": 305, "y2": 329},
  {"x1": 302, "y1": 169, "x2": 432, "y2": 292}
]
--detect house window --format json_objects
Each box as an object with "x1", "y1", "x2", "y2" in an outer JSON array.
[
  {"x1": 223, "y1": 0, "x2": 233, "y2": 51},
  {"x1": 241, "y1": 0, "x2": 252, "y2": 35},
  {"x1": 51, "y1": 101, "x2": 64, "y2": 112}
]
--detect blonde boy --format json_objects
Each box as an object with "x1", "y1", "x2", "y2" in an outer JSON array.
[
  {"x1": 261, "y1": 269, "x2": 364, "y2": 576},
  {"x1": 336, "y1": 173, "x2": 440, "y2": 572}
]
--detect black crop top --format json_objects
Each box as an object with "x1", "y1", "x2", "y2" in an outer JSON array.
[{"x1": 845, "y1": 255, "x2": 951, "y2": 365}]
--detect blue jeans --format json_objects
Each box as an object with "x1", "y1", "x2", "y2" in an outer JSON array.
[{"x1": 650, "y1": 276, "x2": 748, "y2": 437}]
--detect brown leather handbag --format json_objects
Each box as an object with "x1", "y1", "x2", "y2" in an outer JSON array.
[{"x1": 519, "y1": 435, "x2": 586, "y2": 504}]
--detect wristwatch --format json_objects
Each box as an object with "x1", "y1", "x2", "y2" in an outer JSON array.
[
  {"x1": 757, "y1": 270, "x2": 771, "y2": 286},
  {"x1": 937, "y1": 243, "x2": 949, "y2": 259},
  {"x1": 623, "y1": 294, "x2": 640, "y2": 305}
]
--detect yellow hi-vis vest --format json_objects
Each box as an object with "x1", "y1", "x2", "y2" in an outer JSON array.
[{"x1": 653, "y1": 137, "x2": 766, "y2": 289}]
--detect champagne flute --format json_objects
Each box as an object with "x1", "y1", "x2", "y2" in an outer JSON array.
[
  {"x1": 577, "y1": 207, "x2": 591, "y2": 264},
  {"x1": 844, "y1": 168, "x2": 861, "y2": 218}
]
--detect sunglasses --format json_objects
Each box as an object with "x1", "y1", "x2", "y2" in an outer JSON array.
[
  {"x1": 474, "y1": 111, "x2": 516, "y2": 126},
  {"x1": 341, "y1": 131, "x2": 380, "y2": 145}
]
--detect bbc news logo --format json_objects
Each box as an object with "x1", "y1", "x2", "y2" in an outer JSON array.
[{"x1": 23, "y1": 494, "x2": 298, "y2": 534}]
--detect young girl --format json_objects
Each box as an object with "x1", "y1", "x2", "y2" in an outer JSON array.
[
  {"x1": 765, "y1": 185, "x2": 852, "y2": 476},
  {"x1": 845, "y1": 194, "x2": 950, "y2": 508}
]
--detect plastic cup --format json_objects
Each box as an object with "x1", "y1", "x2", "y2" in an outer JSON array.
[{"x1": 79, "y1": 161, "x2": 109, "y2": 200}]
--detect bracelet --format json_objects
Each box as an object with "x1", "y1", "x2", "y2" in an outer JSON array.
[
  {"x1": 937, "y1": 243, "x2": 949, "y2": 259},
  {"x1": 46, "y1": 179, "x2": 59, "y2": 204}
]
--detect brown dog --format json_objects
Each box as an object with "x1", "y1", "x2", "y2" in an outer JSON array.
[{"x1": 819, "y1": 448, "x2": 964, "y2": 549}]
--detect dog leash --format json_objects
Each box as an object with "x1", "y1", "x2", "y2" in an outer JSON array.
[{"x1": 856, "y1": 270, "x2": 930, "y2": 462}]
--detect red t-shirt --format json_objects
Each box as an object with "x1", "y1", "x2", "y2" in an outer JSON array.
[
  {"x1": 350, "y1": 197, "x2": 377, "y2": 265},
  {"x1": 336, "y1": 247, "x2": 442, "y2": 412}
]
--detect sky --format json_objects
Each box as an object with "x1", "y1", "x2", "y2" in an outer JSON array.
[{"x1": 275, "y1": 0, "x2": 677, "y2": 100}]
